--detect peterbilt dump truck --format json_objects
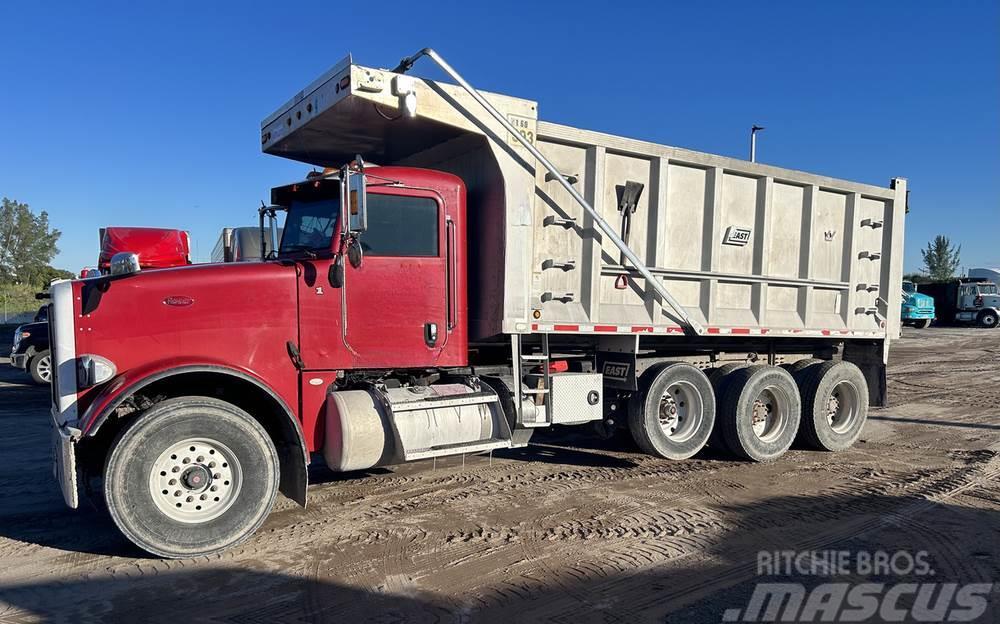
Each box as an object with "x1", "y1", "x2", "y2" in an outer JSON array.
[{"x1": 49, "y1": 50, "x2": 907, "y2": 558}]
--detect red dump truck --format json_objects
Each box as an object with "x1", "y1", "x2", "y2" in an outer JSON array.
[{"x1": 48, "y1": 50, "x2": 907, "y2": 558}]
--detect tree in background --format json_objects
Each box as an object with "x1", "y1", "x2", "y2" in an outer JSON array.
[
  {"x1": 0, "y1": 197, "x2": 62, "y2": 285},
  {"x1": 903, "y1": 272, "x2": 931, "y2": 284},
  {"x1": 920, "y1": 235, "x2": 961, "y2": 282}
]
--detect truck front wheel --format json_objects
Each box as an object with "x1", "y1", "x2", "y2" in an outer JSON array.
[
  {"x1": 914, "y1": 318, "x2": 932, "y2": 329},
  {"x1": 104, "y1": 396, "x2": 279, "y2": 558},
  {"x1": 628, "y1": 363, "x2": 715, "y2": 460},
  {"x1": 977, "y1": 310, "x2": 999, "y2": 329}
]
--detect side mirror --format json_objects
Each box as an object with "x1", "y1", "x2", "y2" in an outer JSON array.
[
  {"x1": 347, "y1": 238, "x2": 363, "y2": 268},
  {"x1": 109, "y1": 252, "x2": 141, "y2": 276},
  {"x1": 328, "y1": 254, "x2": 345, "y2": 288}
]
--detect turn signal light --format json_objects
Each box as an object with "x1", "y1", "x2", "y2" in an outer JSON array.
[{"x1": 76, "y1": 355, "x2": 117, "y2": 388}]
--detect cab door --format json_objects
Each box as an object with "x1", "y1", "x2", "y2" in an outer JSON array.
[{"x1": 342, "y1": 187, "x2": 452, "y2": 368}]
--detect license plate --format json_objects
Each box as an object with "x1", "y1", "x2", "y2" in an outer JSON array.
[{"x1": 52, "y1": 425, "x2": 79, "y2": 509}]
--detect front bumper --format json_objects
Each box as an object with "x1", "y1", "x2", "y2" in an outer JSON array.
[
  {"x1": 51, "y1": 409, "x2": 79, "y2": 509},
  {"x1": 11, "y1": 353, "x2": 28, "y2": 369}
]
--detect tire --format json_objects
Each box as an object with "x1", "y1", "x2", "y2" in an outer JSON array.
[
  {"x1": 797, "y1": 361, "x2": 869, "y2": 452},
  {"x1": 628, "y1": 363, "x2": 715, "y2": 460},
  {"x1": 718, "y1": 366, "x2": 801, "y2": 462},
  {"x1": 28, "y1": 350, "x2": 52, "y2": 385},
  {"x1": 977, "y1": 310, "x2": 999, "y2": 329},
  {"x1": 104, "y1": 396, "x2": 279, "y2": 558},
  {"x1": 780, "y1": 358, "x2": 824, "y2": 375},
  {"x1": 914, "y1": 318, "x2": 932, "y2": 329},
  {"x1": 706, "y1": 363, "x2": 748, "y2": 448}
]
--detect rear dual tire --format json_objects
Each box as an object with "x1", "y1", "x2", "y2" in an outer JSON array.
[
  {"x1": 793, "y1": 360, "x2": 869, "y2": 452},
  {"x1": 628, "y1": 363, "x2": 716, "y2": 460},
  {"x1": 717, "y1": 366, "x2": 801, "y2": 462}
]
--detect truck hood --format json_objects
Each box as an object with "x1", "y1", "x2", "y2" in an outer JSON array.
[
  {"x1": 903, "y1": 292, "x2": 934, "y2": 307},
  {"x1": 72, "y1": 261, "x2": 300, "y2": 409}
]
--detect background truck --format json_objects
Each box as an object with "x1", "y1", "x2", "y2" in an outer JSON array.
[
  {"x1": 11, "y1": 228, "x2": 193, "y2": 384},
  {"x1": 901, "y1": 280, "x2": 935, "y2": 328},
  {"x1": 919, "y1": 278, "x2": 1000, "y2": 328},
  {"x1": 211, "y1": 226, "x2": 282, "y2": 262},
  {"x1": 48, "y1": 50, "x2": 907, "y2": 558},
  {"x1": 98, "y1": 227, "x2": 191, "y2": 273}
]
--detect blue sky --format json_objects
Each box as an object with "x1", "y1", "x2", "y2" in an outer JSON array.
[{"x1": 1, "y1": 1, "x2": 997, "y2": 273}]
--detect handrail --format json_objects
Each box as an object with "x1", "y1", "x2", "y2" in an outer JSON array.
[{"x1": 393, "y1": 48, "x2": 703, "y2": 336}]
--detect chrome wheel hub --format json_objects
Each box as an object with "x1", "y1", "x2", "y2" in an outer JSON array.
[
  {"x1": 827, "y1": 381, "x2": 860, "y2": 434},
  {"x1": 149, "y1": 438, "x2": 242, "y2": 523},
  {"x1": 750, "y1": 388, "x2": 786, "y2": 442},
  {"x1": 657, "y1": 381, "x2": 703, "y2": 443}
]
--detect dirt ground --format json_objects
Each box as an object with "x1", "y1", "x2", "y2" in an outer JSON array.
[{"x1": 0, "y1": 327, "x2": 997, "y2": 623}]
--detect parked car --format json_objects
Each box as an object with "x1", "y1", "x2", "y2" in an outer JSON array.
[
  {"x1": 901, "y1": 281, "x2": 935, "y2": 328},
  {"x1": 10, "y1": 320, "x2": 51, "y2": 384}
]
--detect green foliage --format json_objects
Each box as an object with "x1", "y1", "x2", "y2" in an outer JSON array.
[
  {"x1": 0, "y1": 197, "x2": 62, "y2": 286},
  {"x1": 903, "y1": 272, "x2": 931, "y2": 284},
  {"x1": 920, "y1": 235, "x2": 961, "y2": 282},
  {"x1": 0, "y1": 282, "x2": 44, "y2": 321}
]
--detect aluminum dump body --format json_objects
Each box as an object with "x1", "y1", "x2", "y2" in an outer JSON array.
[{"x1": 262, "y1": 55, "x2": 906, "y2": 342}]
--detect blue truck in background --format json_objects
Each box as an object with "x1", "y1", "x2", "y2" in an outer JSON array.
[{"x1": 901, "y1": 280, "x2": 935, "y2": 328}]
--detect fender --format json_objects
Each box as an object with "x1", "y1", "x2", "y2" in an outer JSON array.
[{"x1": 79, "y1": 358, "x2": 310, "y2": 506}]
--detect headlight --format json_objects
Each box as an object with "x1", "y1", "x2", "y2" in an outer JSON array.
[
  {"x1": 76, "y1": 354, "x2": 117, "y2": 388},
  {"x1": 12, "y1": 328, "x2": 27, "y2": 350}
]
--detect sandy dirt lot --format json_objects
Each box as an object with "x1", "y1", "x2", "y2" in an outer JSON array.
[{"x1": 0, "y1": 327, "x2": 997, "y2": 623}]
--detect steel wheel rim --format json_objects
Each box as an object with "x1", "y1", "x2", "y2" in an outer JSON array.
[
  {"x1": 657, "y1": 380, "x2": 703, "y2": 443},
  {"x1": 828, "y1": 380, "x2": 860, "y2": 434},
  {"x1": 750, "y1": 387, "x2": 787, "y2": 442},
  {"x1": 36, "y1": 355, "x2": 51, "y2": 382},
  {"x1": 149, "y1": 437, "x2": 242, "y2": 523}
]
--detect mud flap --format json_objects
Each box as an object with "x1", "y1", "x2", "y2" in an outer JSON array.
[{"x1": 597, "y1": 352, "x2": 638, "y2": 392}]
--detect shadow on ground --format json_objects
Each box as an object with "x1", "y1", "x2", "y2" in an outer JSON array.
[{"x1": 0, "y1": 487, "x2": 996, "y2": 624}]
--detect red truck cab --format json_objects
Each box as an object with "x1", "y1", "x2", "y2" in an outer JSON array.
[{"x1": 50, "y1": 165, "x2": 468, "y2": 557}]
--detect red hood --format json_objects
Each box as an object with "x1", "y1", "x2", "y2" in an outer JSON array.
[{"x1": 98, "y1": 227, "x2": 191, "y2": 270}]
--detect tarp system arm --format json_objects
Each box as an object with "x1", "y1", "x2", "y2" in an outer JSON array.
[{"x1": 394, "y1": 48, "x2": 704, "y2": 336}]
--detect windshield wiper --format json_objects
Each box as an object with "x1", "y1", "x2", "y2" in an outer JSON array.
[{"x1": 280, "y1": 244, "x2": 320, "y2": 258}]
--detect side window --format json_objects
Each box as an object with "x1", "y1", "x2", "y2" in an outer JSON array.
[{"x1": 362, "y1": 194, "x2": 439, "y2": 257}]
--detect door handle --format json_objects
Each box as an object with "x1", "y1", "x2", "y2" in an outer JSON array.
[{"x1": 424, "y1": 322, "x2": 438, "y2": 347}]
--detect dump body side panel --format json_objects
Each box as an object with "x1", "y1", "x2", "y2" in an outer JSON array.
[{"x1": 530, "y1": 122, "x2": 904, "y2": 339}]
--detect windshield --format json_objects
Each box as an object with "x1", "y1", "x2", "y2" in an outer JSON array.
[
  {"x1": 979, "y1": 284, "x2": 998, "y2": 295},
  {"x1": 279, "y1": 198, "x2": 339, "y2": 255},
  {"x1": 902, "y1": 281, "x2": 915, "y2": 294}
]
